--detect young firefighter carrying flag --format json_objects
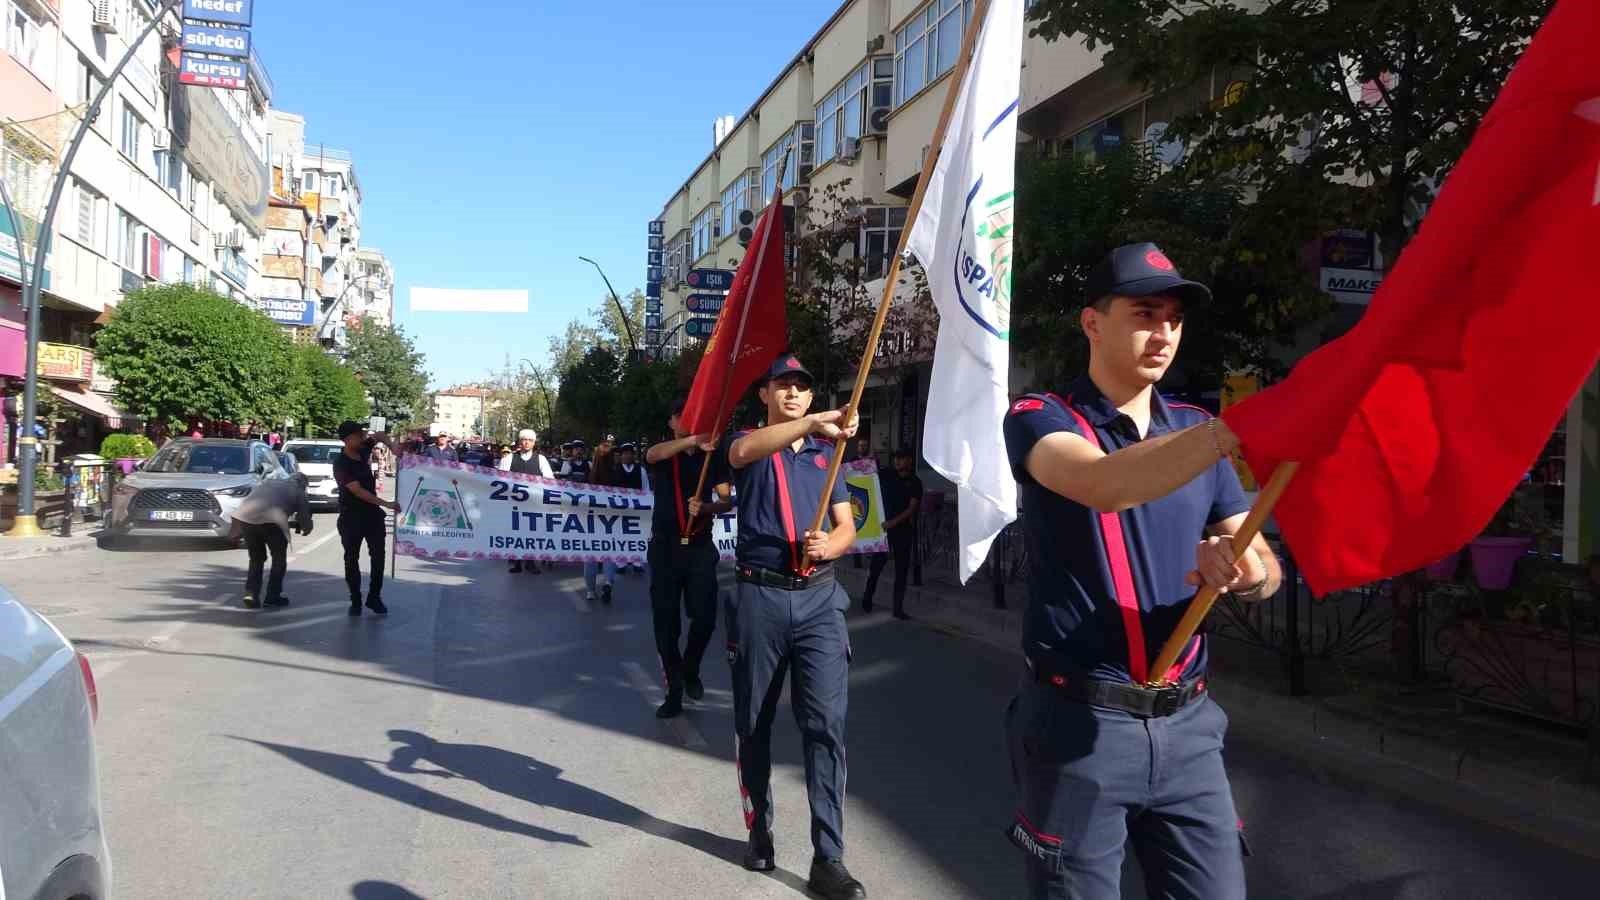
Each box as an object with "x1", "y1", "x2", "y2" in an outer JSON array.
[{"x1": 914, "y1": 1, "x2": 1282, "y2": 897}]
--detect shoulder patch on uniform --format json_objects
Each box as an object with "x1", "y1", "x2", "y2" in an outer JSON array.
[
  {"x1": 813, "y1": 454, "x2": 828, "y2": 470},
  {"x1": 1010, "y1": 398, "x2": 1046, "y2": 415}
]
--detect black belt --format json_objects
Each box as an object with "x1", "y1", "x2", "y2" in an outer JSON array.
[
  {"x1": 736, "y1": 564, "x2": 834, "y2": 591},
  {"x1": 1028, "y1": 659, "x2": 1207, "y2": 718}
]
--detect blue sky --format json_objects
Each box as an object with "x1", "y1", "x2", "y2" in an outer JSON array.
[{"x1": 251, "y1": 1, "x2": 841, "y2": 390}]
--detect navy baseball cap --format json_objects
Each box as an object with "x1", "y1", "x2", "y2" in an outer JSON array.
[
  {"x1": 764, "y1": 353, "x2": 815, "y2": 385},
  {"x1": 337, "y1": 420, "x2": 366, "y2": 439},
  {"x1": 1085, "y1": 242, "x2": 1212, "y2": 307}
]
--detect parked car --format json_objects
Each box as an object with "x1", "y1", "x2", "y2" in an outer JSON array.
[
  {"x1": 0, "y1": 586, "x2": 111, "y2": 900},
  {"x1": 282, "y1": 439, "x2": 345, "y2": 511},
  {"x1": 107, "y1": 438, "x2": 289, "y2": 544}
]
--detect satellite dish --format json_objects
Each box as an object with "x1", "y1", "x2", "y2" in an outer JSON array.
[{"x1": 1144, "y1": 122, "x2": 1184, "y2": 166}]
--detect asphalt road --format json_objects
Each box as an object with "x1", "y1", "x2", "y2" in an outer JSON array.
[{"x1": 3, "y1": 516, "x2": 1596, "y2": 899}]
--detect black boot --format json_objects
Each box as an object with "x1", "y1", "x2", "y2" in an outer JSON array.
[
  {"x1": 655, "y1": 689, "x2": 683, "y2": 719},
  {"x1": 348, "y1": 597, "x2": 362, "y2": 617},
  {"x1": 684, "y1": 672, "x2": 705, "y2": 701},
  {"x1": 808, "y1": 858, "x2": 866, "y2": 899},
  {"x1": 742, "y1": 830, "x2": 775, "y2": 872},
  {"x1": 509, "y1": 561, "x2": 523, "y2": 573}
]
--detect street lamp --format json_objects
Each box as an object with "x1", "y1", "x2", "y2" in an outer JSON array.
[
  {"x1": 653, "y1": 311, "x2": 689, "y2": 357},
  {"x1": 577, "y1": 256, "x2": 640, "y2": 361},
  {"x1": 4, "y1": 0, "x2": 183, "y2": 538},
  {"x1": 317, "y1": 271, "x2": 391, "y2": 343}
]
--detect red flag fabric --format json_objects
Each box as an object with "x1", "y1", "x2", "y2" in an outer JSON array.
[
  {"x1": 1223, "y1": 0, "x2": 1600, "y2": 597},
  {"x1": 679, "y1": 190, "x2": 788, "y2": 436}
]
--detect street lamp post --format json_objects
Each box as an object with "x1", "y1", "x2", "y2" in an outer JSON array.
[
  {"x1": 4, "y1": 0, "x2": 183, "y2": 538},
  {"x1": 316, "y1": 271, "x2": 391, "y2": 343},
  {"x1": 577, "y1": 256, "x2": 640, "y2": 361}
]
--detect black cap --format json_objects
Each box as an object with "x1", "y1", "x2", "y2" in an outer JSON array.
[
  {"x1": 571, "y1": 439, "x2": 587, "y2": 449},
  {"x1": 764, "y1": 353, "x2": 815, "y2": 385},
  {"x1": 1085, "y1": 242, "x2": 1212, "y2": 307},
  {"x1": 618, "y1": 442, "x2": 637, "y2": 453},
  {"x1": 337, "y1": 420, "x2": 366, "y2": 439}
]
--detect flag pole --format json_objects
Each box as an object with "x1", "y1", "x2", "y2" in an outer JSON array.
[
  {"x1": 683, "y1": 150, "x2": 795, "y2": 541},
  {"x1": 1145, "y1": 461, "x2": 1300, "y2": 686},
  {"x1": 805, "y1": 0, "x2": 994, "y2": 539}
]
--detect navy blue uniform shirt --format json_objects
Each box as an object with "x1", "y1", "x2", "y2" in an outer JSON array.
[
  {"x1": 651, "y1": 448, "x2": 728, "y2": 546},
  {"x1": 1003, "y1": 376, "x2": 1249, "y2": 683},
  {"x1": 730, "y1": 432, "x2": 851, "y2": 573}
]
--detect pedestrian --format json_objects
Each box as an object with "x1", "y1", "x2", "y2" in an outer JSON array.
[
  {"x1": 725, "y1": 353, "x2": 865, "y2": 899},
  {"x1": 561, "y1": 439, "x2": 592, "y2": 482},
  {"x1": 860, "y1": 447, "x2": 922, "y2": 618},
  {"x1": 613, "y1": 442, "x2": 647, "y2": 576},
  {"x1": 579, "y1": 444, "x2": 618, "y2": 604},
  {"x1": 644, "y1": 402, "x2": 732, "y2": 718},
  {"x1": 1001, "y1": 242, "x2": 1282, "y2": 899},
  {"x1": 424, "y1": 432, "x2": 458, "y2": 463},
  {"x1": 334, "y1": 420, "x2": 402, "y2": 617},
  {"x1": 230, "y1": 466, "x2": 313, "y2": 609},
  {"x1": 500, "y1": 428, "x2": 554, "y2": 575}
]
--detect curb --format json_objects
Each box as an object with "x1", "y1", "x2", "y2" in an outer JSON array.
[
  {"x1": 0, "y1": 534, "x2": 102, "y2": 562},
  {"x1": 835, "y1": 565, "x2": 1600, "y2": 857}
]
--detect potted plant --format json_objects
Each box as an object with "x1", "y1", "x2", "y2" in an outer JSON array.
[
  {"x1": 1470, "y1": 488, "x2": 1538, "y2": 590},
  {"x1": 99, "y1": 434, "x2": 157, "y2": 474}
]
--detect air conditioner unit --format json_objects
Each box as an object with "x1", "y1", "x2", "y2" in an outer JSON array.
[
  {"x1": 867, "y1": 106, "x2": 890, "y2": 136},
  {"x1": 92, "y1": 1, "x2": 118, "y2": 33},
  {"x1": 228, "y1": 229, "x2": 245, "y2": 250},
  {"x1": 213, "y1": 231, "x2": 229, "y2": 249},
  {"x1": 840, "y1": 137, "x2": 862, "y2": 164},
  {"x1": 152, "y1": 128, "x2": 170, "y2": 149},
  {"x1": 866, "y1": 35, "x2": 886, "y2": 54}
]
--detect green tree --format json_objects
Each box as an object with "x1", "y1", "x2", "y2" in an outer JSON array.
[
  {"x1": 95, "y1": 283, "x2": 295, "y2": 428},
  {"x1": 343, "y1": 316, "x2": 429, "y2": 429},
  {"x1": 593, "y1": 288, "x2": 647, "y2": 357},
  {"x1": 289, "y1": 344, "x2": 368, "y2": 437},
  {"x1": 1027, "y1": 0, "x2": 1553, "y2": 262},
  {"x1": 555, "y1": 346, "x2": 620, "y2": 440},
  {"x1": 608, "y1": 356, "x2": 682, "y2": 444},
  {"x1": 547, "y1": 318, "x2": 603, "y2": 377}
]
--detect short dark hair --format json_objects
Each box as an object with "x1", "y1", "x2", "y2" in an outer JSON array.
[{"x1": 893, "y1": 447, "x2": 914, "y2": 459}]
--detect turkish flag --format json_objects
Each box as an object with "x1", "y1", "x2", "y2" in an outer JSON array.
[
  {"x1": 680, "y1": 188, "x2": 788, "y2": 436},
  {"x1": 1224, "y1": 0, "x2": 1600, "y2": 596}
]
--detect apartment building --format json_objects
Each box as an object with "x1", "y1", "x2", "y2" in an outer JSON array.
[
  {"x1": 432, "y1": 387, "x2": 489, "y2": 440},
  {"x1": 2, "y1": 0, "x2": 272, "y2": 459},
  {"x1": 266, "y1": 109, "x2": 374, "y2": 348},
  {"x1": 349, "y1": 246, "x2": 393, "y2": 327}
]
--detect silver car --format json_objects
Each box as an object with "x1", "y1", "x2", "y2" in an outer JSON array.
[
  {"x1": 0, "y1": 587, "x2": 111, "y2": 900},
  {"x1": 108, "y1": 438, "x2": 289, "y2": 543}
]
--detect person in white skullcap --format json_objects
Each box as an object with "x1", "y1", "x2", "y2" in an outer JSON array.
[{"x1": 499, "y1": 428, "x2": 555, "y2": 574}]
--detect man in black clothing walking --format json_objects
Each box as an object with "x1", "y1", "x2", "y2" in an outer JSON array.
[
  {"x1": 644, "y1": 403, "x2": 732, "y2": 719},
  {"x1": 334, "y1": 420, "x2": 400, "y2": 616},
  {"x1": 861, "y1": 447, "x2": 923, "y2": 618}
]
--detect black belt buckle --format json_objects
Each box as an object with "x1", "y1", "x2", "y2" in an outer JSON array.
[{"x1": 1151, "y1": 686, "x2": 1185, "y2": 717}]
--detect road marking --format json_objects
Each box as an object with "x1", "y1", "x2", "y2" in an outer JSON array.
[
  {"x1": 247, "y1": 611, "x2": 362, "y2": 636},
  {"x1": 622, "y1": 660, "x2": 708, "y2": 750},
  {"x1": 445, "y1": 639, "x2": 591, "y2": 670},
  {"x1": 288, "y1": 529, "x2": 340, "y2": 561}
]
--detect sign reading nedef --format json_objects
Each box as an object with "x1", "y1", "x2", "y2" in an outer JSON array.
[{"x1": 183, "y1": 0, "x2": 254, "y2": 26}]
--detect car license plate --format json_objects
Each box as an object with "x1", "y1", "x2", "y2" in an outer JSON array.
[{"x1": 150, "y1": 510, "x2": 195, "y2": 522}]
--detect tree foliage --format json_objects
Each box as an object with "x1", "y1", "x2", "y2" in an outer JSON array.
[
  {"x1": 95, "y1": 283, "x2": 295, "y2": 428},
  {"x1": 554, "y1": 346, "x2": 621, "y2": 440},
  {"x1": 288, "y1": 343, "x2": 368, "y2": 437},
  {"x1": 1027, "y1": 0, "x2": 1554, "y2": 261},
  {"x1": 343, "y1": 316, "x2": 429, "y2": 428}
]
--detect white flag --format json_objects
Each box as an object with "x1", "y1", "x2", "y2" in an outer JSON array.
[{"x1": 906, "y1": 0, "x2": 1022, "y2": 584}]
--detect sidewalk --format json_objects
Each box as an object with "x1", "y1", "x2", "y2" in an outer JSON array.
[
  {"x1": 835, "y1": 561, "x2": 1600, "y2": 856},
  {"x1": 0, "y1": 531, "x2": 102, "y2": 562}
]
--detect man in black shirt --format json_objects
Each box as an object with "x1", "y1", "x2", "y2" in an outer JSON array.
[
  {"x1": 644, "y1": 404, "x2": 731, "y2": 718},
  {"x1": 861, "y1": 447, "x2": 923, "y2": 619},
  {"x1": 423, "y1": 432, "x2": 458, "y2": 463},
  {"x1": 334, "y1": 420, "x2": 400, "y2": 616}
]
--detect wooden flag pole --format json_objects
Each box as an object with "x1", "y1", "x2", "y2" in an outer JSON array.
[
  {"x1": 684, "y1": 149, "x2": 795, "y2": 541},
  {"x1": 804, "y1": 0, "x2": 994, "y2": 539},
  {"x1": 1144, "y1": 461, "x2": 1301, "y2": 686}
]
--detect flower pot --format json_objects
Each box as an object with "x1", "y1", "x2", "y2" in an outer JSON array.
[
  {"x1": 116, "y1": 457, "x2": 139, "y2": 475},
  {"x1": 1424, "y1": 550, "x2": 1463, "y2": 581},
  {"x1": 1469, "y1": 536, "x2": 1533, "y2": 590}
]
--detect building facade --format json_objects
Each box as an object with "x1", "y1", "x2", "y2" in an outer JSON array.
[
  {"x1": 348, "y1": 247, "x2": 393, "y2": 326},
  {"x1": 432, "y1": 387, "x2": 489, "y2": 440},
  {"x1": 2, "y1": 0, "x2": 272, "y2": 461}
]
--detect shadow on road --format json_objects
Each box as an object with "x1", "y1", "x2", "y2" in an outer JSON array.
[{"x1": 350, "y1": 881, "x2": 427, "y2": 900}]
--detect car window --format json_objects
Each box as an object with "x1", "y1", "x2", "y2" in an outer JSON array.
[
  {"x1": 147, "y1": 444, "x2": 251, "y2": 475},
  {"x1": 278, "y1": 452, "x2": 297, "y2": 473},
  {"x1": 287, "y1": 445, "x2": 340, "y2": 464}
]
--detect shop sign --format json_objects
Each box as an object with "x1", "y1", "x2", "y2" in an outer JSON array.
[{"x1": 38, "y1": 342, "x2": 93, "y2": 383}]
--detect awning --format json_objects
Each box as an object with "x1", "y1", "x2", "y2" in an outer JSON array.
[{"x1": 49, "y1": 386, "x2": 140, "y2": 430}]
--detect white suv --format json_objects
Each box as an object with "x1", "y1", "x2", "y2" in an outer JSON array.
[{"x1": 282, "y1": 440, "x2": 346, "y2": 510}]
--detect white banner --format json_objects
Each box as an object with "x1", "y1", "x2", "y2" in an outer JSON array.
[{"x1": 393, "y1": 455, "x2": 888, "y2": 564}]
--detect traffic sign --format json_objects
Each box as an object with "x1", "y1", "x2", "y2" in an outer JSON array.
[
  {"x1": 685, "y1": 317, "x2": 718, "y2": 338},
  {"x1": 686, "y1": 294, "x2": 725, "y2": 314},
  {"x1": 686, "y1": 268, "x2": 735, "y2": 291}
]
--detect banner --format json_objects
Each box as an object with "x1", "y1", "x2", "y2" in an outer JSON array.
[{"x1": 394, "y1": 455, "x2": 887, "y2": 563}]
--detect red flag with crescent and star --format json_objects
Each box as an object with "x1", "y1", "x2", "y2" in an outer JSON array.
[
  {"x1": 1224, "y1": 0, "x2": 1600, "y2": 596},
  {"x1": 680, "y1": 187, "x2": 788, "y2": 436}
]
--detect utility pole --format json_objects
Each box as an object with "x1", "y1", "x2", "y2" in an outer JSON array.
[
  {"x1": 5, "y1": 0, "x2": 183, "y2": 538},
  {"x1": 577, "y1": 256, "x2": 640, "y2": 363}
]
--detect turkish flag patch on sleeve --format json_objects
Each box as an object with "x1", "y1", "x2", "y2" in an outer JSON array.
[{"x1": 1010, "y1": 398, "x2": 1045, "y2": 415}]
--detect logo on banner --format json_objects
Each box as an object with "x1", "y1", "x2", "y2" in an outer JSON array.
[
  {"x1": 847, "y1": 483, "x2": 871, "y2": 530},
  {"x1": 403, "y1": 480, "x2": 474, "y2": 535}
]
